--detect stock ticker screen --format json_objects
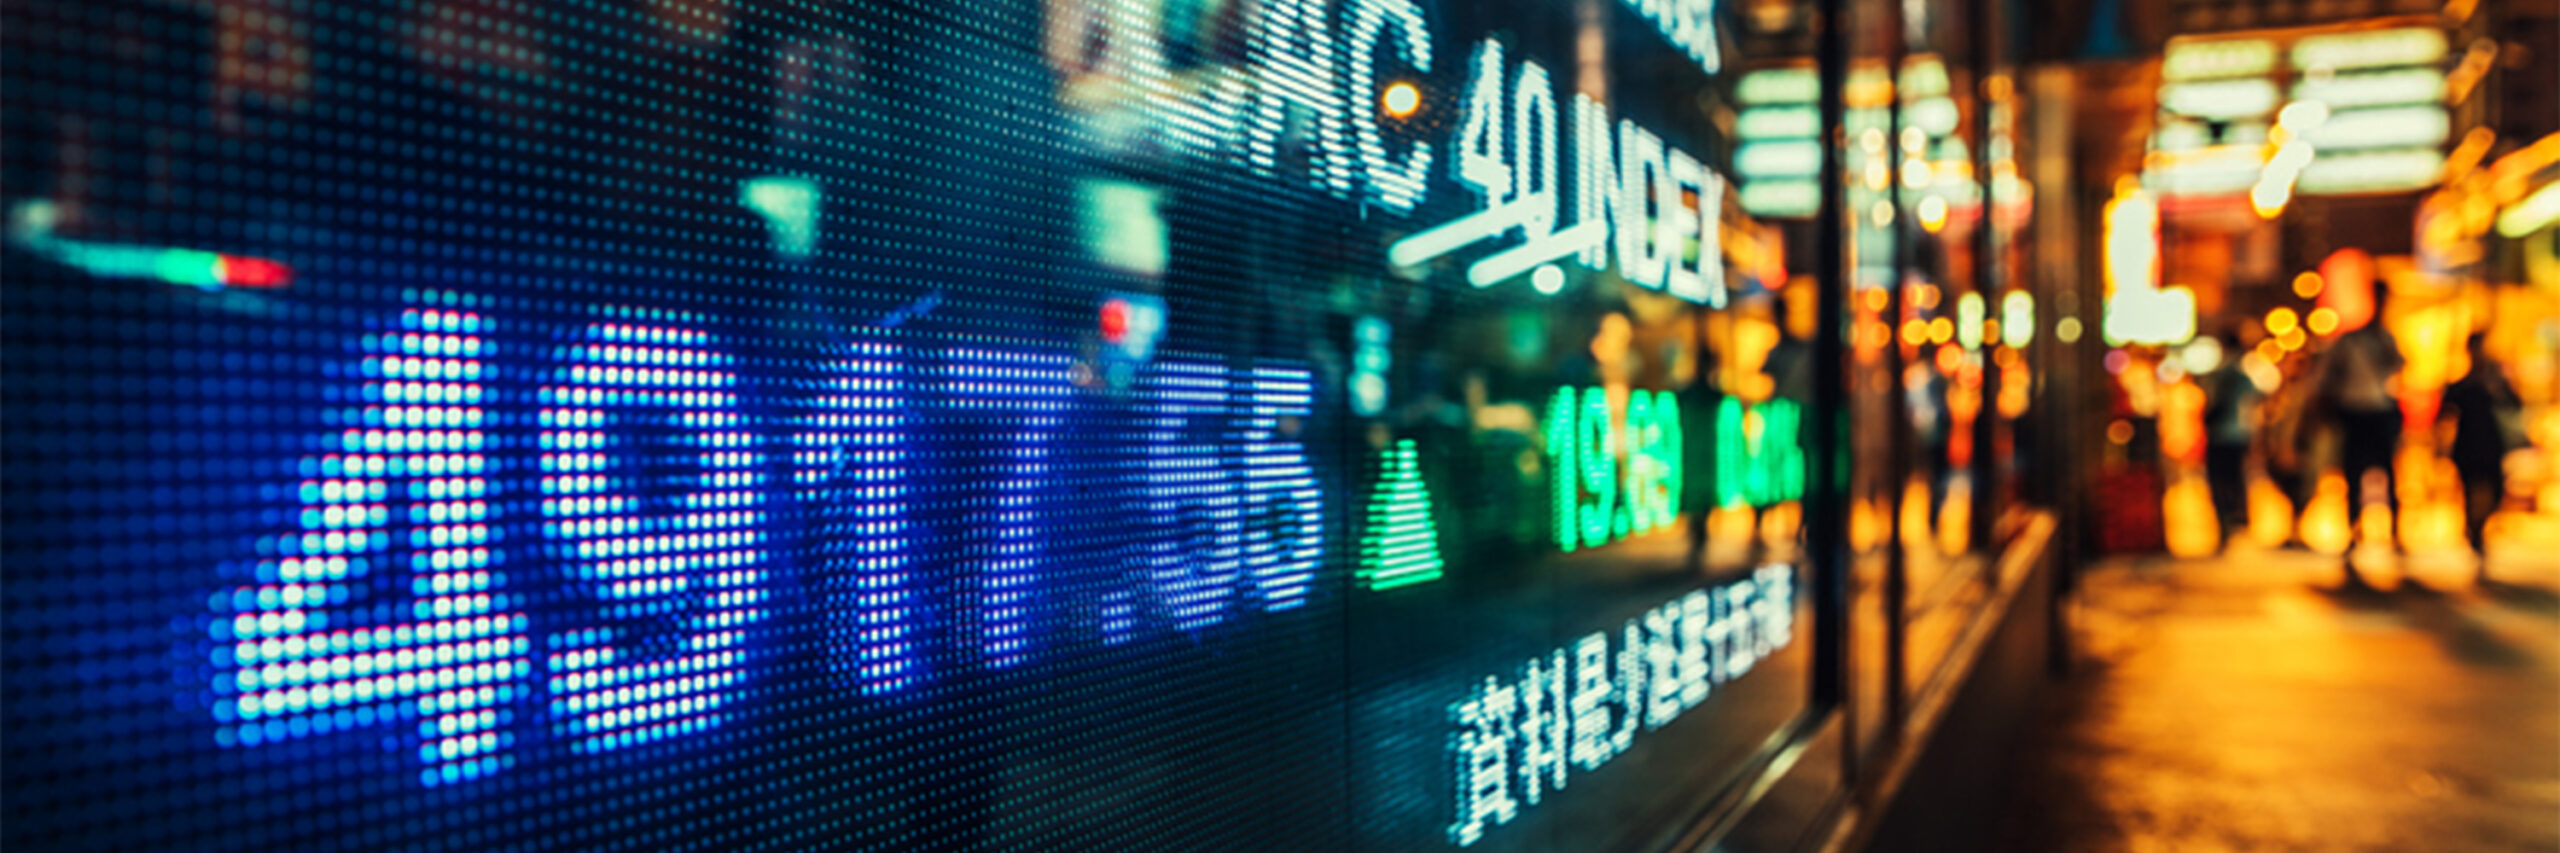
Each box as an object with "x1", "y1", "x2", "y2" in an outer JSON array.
[{"x1": 1, "y1": 0, "x2": 1811, "y2": 850}]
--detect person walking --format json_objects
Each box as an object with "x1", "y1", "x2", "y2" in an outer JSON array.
[
  {"x1": 2257, "y1": 346, "x2": 2324, "y2": 546},
  {"x1": 2200, "y1": 331, "x2": 2260, "y2": 549},
  {"x1": 2437, "y1": 333, "x2": 2522, "y2": 575},
  {"x1": 2320, "y1": 312, "x2": 2405, "y2": 571}
]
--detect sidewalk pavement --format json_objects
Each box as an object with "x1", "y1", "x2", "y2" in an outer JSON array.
[{"x1": 1992, "y1": 544, "x2": 2560, "y2": 852}]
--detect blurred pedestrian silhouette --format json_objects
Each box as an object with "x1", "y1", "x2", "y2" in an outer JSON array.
[
  {"x1": 2199, "y1": 330, "x2": 2258, "y2": 547},
  {"x1": 2320, "y1": 311, "x2": 2404, "y2": 564},
  {"x1": 2259, "y1": 346, "x2": 2324, "y2": 545},
  {"x1": 2437, "y1": 333, "x2": 2522, "y2": 571}
]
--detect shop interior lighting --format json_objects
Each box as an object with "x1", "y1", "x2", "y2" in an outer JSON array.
[{"x1": 2291, "y1": 27, "x2": 2449, "y2": 72}]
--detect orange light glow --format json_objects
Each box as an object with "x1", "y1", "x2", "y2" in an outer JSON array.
[
  {"x1": 1759, "y1": 502, "x2": 1803, "y2": 544},
  {"x1": 2317, "y1": 248, "x2": 2376, "y2": 332},
  {"x1": 1934, "y1": 342, "x2": 1966, "y2": 373},
  {"x1": 1937, "y1": 478, "x2": 1973, "y2": 554},
  {"x1": 2245, "y1": 475, "x2": 2295, "y2": 547},
  {"x1": 2297, "y1": 475, "x2": 2355, "y2": 555},
  {"x1": 1864, "y1": 287, "x2": 1892, "y2": 312},
  {"x1": 1849, "y1": 497, "x2": 1888, "y2": 551},
  {"x1": 1381, "y1": 81, "x2": 1421, "y2": 118},
  {"x1": 2292, "y1": 271, "x2": 2325, "y2": 299},
  {"x1": 2305, "y1": 307, "x2": 2339, "y2": 336},
  {"x1": 2159, "y1": 381, "x2": 2208, "y2": 463},
  {"x1": 2163, "y1": 477, "x2": 2220, "y2": 558},
  {"x1": 2265, "y1": 306, "x2": 2300, "y2": 336}
]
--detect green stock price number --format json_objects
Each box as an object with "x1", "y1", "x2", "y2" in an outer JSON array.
[{"x1": 1545, "y1": 387, "x2": 1682, "y2": 552}]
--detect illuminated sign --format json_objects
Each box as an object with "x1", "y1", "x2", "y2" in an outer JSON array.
[
  {"x1": 2302, "y1": 106, "x2": 2450, "y2": 152},
  {"x1": 2104, "y1": 184, "x2": 2162, "y2": 295},
  {"x1": 1450, "y1": 565, "x2": 1796, "y2": 846},
  {"x1": 208, "y1": 297, "x2": 1328, "y2": 780},
  {"x1": 2158, "y1": 78, "x2": 2280, "y2": 119},
  {"x1": 212, "y1": 307, "x2": 516, "y2": 784},
  {"x1": 1714, "y1": 399, "x2": 1806, "y2": 508},
  {"x1": 1547, "y1": 387, "x2": 1685, "y2": 552},
  {"x1": 2289, "y1": 26, "x2": 2451, "y2": 197},
  {"x1": 2103, "y1": 286, "x2": 2199, "y2": 347},
  {"x1": 1736, "y1": 68, "x2": 1820, "y2": 218},
  {"x1": 2297, "y1": 148, "x2": 2448, "y2": 195},
  {"x1": 2292, "y1": 68, "x2": 2447, "y2": 109},
  {"x1": 2291, "y1": 27, "x2": 2449, "y2": 72},
  {"x1": 8, "y1": 201, "x2": 293, "y2": 290},
  {"x1": 1737, "y1": 68, "x2": 1818, "y2": 105},
  {"x1": 2101, "y1": 184, "x2": 2197, "y2": 345},
  {"x1": 1390, "y1": 39, "x2": 1730, "y2": 304},
  {"x1": 2146, "y1": 26, "x2": 2456, "y2": 202},
  {"x1": 1359, "y1": 440, "x2": 1446, "y2": 591},
  {"x1": 1621, "y1": 0, "x2": 1723, "y2": 76},
  {"x1": 2163, "y1": 37, "x2": 2277, "y2": 81},
  {"x1": 5, "y1": 0, "x2": 1792, "y2": 849},
  {"x1": 2144, "y1": 145, "x2": 2268, "y2": 197}
]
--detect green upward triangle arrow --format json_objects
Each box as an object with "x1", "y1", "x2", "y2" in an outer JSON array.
[{"x1": 1359, "y1": 440, "x2": 1445, "y2": 591}]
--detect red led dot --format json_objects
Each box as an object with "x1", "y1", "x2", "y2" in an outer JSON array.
[
  {"x1": 218, "y1": 255, "x2": 294, "y2": 288},
  {"x1": 1099, "y1": 299, "x2": 1130, "y2": 344}
]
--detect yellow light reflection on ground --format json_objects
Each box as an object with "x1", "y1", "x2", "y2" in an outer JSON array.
[
  {"x1": 2245, "y1": 476, "x2": 2295, "y2": 547},
  {"x1": 2355, "y1": 491, "x2": 2397, "y2": 549},
  {"x1": 1850, "y1": 496, "x2": 1891, "y2": 551},
  {"x1": 2163, "y1": 475, "x2": 2221, "y2": 557},
  {"x1": 1761, "y1": 501, "x2": 1803, "y2": 545},
  {"x1": 1902, "y1": 478, "x2": 1934, "y2": 548},
  {"x1": 1938, "y1": 478, "x2": 1973, "y2": 555},
  {"x1": 1708, "y1": 505, "x2": 1758, "y2": 544},
  {"x1": 2295, "y1": 475, "x2": 2356, "y2": 554},
  {"x1": 2170, "y1": 449, "x2": 2525, "y2": 560}
]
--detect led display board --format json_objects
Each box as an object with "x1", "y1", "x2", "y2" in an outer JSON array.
[
  {"x1": 0, "y1": 1, "x2": 1810, "y2": 851},
  {"x1": 1735, "y1": 67, "x2": 1821, "y2": 218},
  {"x1": 2146, "y1": 25, "x2": 2454, "y2": 203}
]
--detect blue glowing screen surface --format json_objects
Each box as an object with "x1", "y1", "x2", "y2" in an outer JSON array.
[{"x1": 2, "y1": 0, "x2": 1810, "y2": 849}]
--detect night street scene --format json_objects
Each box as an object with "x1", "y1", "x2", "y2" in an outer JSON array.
[{"x1": 3, "y1": 0, "x2": 2555, "y2": 850}]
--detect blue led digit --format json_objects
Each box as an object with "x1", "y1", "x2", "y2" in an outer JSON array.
[
  {"x1": 207, "y1": 304, "x2": 529, "y2": 787},
  {"x1": 1145, "y1": 360, "x2": 1244, "y2": 630},
  {"x1": 538, "y1": 318, "x2": 767, "y2": 753},
  {"x1": 1238, "y1": 366, "x2": 1320, "y2": 610},
  {"x1": 939, "y1": 348, "x2": 1070, "y2": 668},
  {"x1": 794, "y1": 341, "x2": 916, "y2": 695}
]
